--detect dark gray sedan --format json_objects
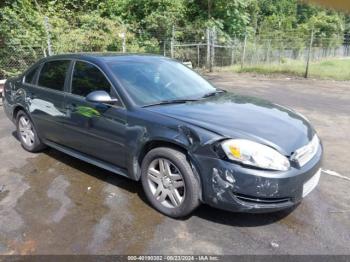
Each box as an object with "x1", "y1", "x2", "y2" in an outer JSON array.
[{"x1": 2, "y1": 54, "x2": 322, "y2": 217}]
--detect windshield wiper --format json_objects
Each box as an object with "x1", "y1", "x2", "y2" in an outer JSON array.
[
  {"x1": 201, "y1": 89, "x2": 226, "y2": 99},
  {"x1": 142, "y1": 99, "x2": 198, "y2": 107}
]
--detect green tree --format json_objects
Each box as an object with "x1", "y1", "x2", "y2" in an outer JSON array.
[
  {"x1": 0, "y1": 0, "x2": 347, "y2": 77},
  {"x1": 186, "y1": 0, "x2": 251, "y2": 37},
  {"x1": 0, "y1": 0, "x2": 46, "y2": 76}
]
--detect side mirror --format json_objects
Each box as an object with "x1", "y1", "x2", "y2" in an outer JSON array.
[{"x1": 85, "y1": 90, "x2": 118, "y2": 104}]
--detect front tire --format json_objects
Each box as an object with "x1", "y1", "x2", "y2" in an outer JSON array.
[
  {"x1": 141, "y1": 147, "x2": 200, "y2": 218},
  {"x1": 16, "y1": 110, "x2": 45, "y2": 152}
]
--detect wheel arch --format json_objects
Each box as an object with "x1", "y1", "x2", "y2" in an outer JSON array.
[
  {"x1": 13, "y1": 105, "x2": 26, "y2": 120},
  {"x1": 136, "y1": 139, "x2": 203, "y2": 201},
  {"x1": 138, "y1": 140, "x2": 188, "y2": 166}
]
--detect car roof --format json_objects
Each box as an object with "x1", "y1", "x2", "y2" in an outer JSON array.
[
  {"x1": 42, "y1": 53, "x2": 170, "y2": 63},
  {"x1": 25, "y1": 53, "x2": 174, "y2": 76}
]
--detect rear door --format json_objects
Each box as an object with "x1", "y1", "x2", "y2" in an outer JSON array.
[
  {"x1": 63, "y1": 60, "x2": 127, "y2": 168},
  {"x1": 27, "y1": 60, "x2": 71, "y2": 144}
]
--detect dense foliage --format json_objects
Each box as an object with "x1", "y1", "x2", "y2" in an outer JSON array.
[{"x1": 0, "y1": 0, "x2": 348, "y2": 77}]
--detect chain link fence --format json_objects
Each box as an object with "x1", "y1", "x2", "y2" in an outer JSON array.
[
  {"x1": 1, "y1": 27, "x2": 349, "y2": 80},
  {"x1": 172, "y1": 28, "x2": 350, "y2": 75},
  {"x1": 0, "y1": 46, "x2": 46, "y2": 79}
]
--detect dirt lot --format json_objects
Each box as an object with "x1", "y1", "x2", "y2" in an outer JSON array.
[{"x1": 0, "y1": 73, "x2": 349, "y2": 255}]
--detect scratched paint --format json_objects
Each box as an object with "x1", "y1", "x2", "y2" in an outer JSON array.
[{"x1": 212, "y1": 168, "x2": 235, "y2": 203}]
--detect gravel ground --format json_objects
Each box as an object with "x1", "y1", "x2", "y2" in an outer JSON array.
[{"x1": 0, "y1": 73, "x2": 349, "y2": 255}]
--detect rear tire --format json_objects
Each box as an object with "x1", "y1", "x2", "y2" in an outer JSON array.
[
  {"x1": 141, "y1": 147, "x2": 200, "y2": 218},
  {"x1": 16, "y1": 110, "x2": 46, "y2": 152}
]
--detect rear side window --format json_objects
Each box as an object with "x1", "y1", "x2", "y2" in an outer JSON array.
[
  {"x1": 24, "y1": 66, "x2": 38, "y2": 84},
  {"x1": 71, "y1": 61, "x2": 111, "y2": 97},
  {"x1": 38, "y1": 60, "x2": 70, "y2": 91}
]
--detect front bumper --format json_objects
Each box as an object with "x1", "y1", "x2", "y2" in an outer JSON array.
[{"x1": 194, "y1": 145, "x2": 323, "y2": 213}]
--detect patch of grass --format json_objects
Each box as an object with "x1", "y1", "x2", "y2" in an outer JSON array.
[{"x1": 221, "y1": 58, "x2": 350, "y2": 81}]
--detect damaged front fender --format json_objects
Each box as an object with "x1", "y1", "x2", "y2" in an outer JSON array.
[{"x1": 124, "y1": 110, "x2": 221, "y2": 182}]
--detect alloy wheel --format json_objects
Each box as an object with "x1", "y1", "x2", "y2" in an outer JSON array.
[
  {"x1": 18, "y1": 116, "x2": 35, "y2": 147},
  {"x1": 147, "y1": 158, "x2": 186, "y2": 208}
]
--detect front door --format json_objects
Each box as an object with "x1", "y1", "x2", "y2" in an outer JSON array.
[{"x1": 63, "y1": 61, "x2": 127, "y2": 168}]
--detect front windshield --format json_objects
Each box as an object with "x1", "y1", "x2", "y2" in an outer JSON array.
[{"x1": 107, "y1": 59, "x2": 216, "y2": 106}]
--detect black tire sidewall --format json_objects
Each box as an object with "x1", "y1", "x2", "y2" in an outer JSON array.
[{"x1": 141, "y1": 147, "x2": 200, "y2": 218}]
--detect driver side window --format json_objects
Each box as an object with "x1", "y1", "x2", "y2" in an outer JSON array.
[{"x1": 71, "y1": 61, "x2": 111, "y2": 97}]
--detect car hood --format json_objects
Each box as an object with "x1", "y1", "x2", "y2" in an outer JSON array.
[{"x1": 146, "y1": 93, "x2": 315, "y2": 156}]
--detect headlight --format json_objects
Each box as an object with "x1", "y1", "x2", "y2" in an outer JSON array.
[{"x1": 221, "y1": 139, "x2": 290, "y2": 171}]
